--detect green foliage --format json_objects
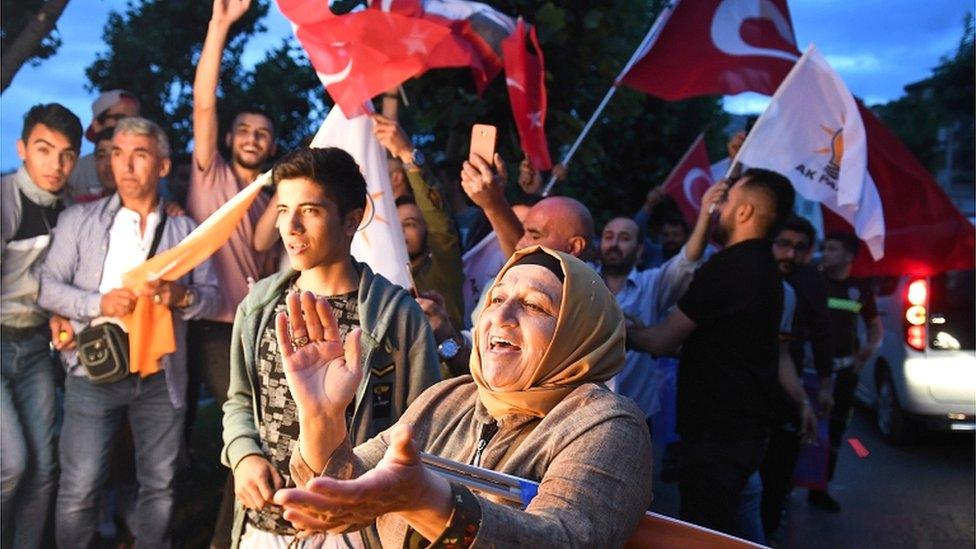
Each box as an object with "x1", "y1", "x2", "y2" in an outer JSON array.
[
  {"x1": 1, "y1": 0, "x2": 64, "y2": 64},
  {"x1": 85, "y1": 0, "x2": 321, "y2": 156},
  {"x1": 875, "y1": 13, "x2": 974, "y2": 176}
]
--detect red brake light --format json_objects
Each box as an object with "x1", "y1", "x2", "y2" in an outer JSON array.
[
  {"x1": 905, "y1": 278, "x2": 929, "y2": 351},
  {"x1": 907, "y1": 325, "x2": 926, "y2": 351},
  {"x1": 907, "y1": 279, "x2": 928, "y2": 306}
]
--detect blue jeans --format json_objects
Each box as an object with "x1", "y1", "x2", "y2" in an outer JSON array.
[
  {"x1": 734, "y1": 471, "x2": 767, "y2": 545},
  {"x1": 0, "y1": 331, "x2": 58, "y2": 549},
  {"x1": 56, "y1": 372, "x2": 184, "y2": 549}
]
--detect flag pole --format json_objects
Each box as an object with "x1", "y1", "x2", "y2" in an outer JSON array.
[
  {"x1": 723, "y1": 44, "x2": 815, "y2": 180},
  {"x1": 542, "y1": 0, "x2": 680, "y2": 196}
]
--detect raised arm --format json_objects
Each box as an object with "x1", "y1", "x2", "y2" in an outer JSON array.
[
  {"x1": 461, "y1": 154, "x2": 523, "y2": 259},
  {"x1": 193, "y1": 0, "x2": 251, "y2": 171}
]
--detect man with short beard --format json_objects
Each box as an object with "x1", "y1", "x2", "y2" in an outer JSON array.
[
  {"x1": 598, "y1": 190, "x2": 719, "y2": 428},
  {"x1": 758, "y1": 216, "x2": 835, "y2": 537},
  {"x1": 190, "y1": 0, "x2": 279, "y2": 545},
  {"x1": 628, "y1": 168, "x2": 796, "y2": 535}
]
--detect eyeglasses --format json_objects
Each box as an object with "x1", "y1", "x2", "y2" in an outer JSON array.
[{"x1": 773, "y1": 238, "x2": 810, "y2": 253}]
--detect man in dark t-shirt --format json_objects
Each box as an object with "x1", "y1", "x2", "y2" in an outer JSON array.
[
  {"x1": 810, "y1": 232, "x2": 882, "y2": 513},
  {"x1": 628, "y1": 168, "x2": 795, "y2": 535}
]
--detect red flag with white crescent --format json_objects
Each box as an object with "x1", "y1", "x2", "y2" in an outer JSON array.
[
  {"x1": 502, "y1": 19, "x2": 552, "y2": 171},
  {"x1": 662, "y1": 133, "x2": 714, "y2": 227},
  {"x1": 619, "y1": 0, "x2": 800, "y2": 99},
  {"x1": 822, "y1": 104, "x2": 975, "y2": 277}
]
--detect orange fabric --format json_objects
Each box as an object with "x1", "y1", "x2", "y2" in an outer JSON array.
[
  {"x1": 625, "y1": 512, "x2": 763, "y2": 549},
  {"x1": 120, "y1": 175, "x2": 269, "y2": 376}
]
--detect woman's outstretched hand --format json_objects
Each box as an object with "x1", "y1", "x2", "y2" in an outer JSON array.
[
  {"x1": 275, "y1": 291, "x2": 363, "y2": 426},
  {"x1": 274, "y1": 424, "x2": 453, "y2": 540}
]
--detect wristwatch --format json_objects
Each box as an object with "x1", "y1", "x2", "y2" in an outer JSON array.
[
  {"x1": 404, "y1": 148, "x2": 425, "y2": 169},
  {"x1": 438, "y1": 337, "x2": 460, "y2": 361}
]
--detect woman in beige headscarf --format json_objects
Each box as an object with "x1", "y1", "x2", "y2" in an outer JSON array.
[{"x1": 272, "y1": 246, "x2": 652, "y2": 548}]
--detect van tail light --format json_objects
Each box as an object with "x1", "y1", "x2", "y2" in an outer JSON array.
[{"x1": 905, "y1": 278, "x2": 928, "y2": 351}]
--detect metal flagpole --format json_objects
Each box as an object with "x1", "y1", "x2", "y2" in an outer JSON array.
[{"x1": 542, "y1": 0, "x2": 681, "y2": 196}]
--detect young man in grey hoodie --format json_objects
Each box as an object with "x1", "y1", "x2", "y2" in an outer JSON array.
[
  {"x1": 0, "y1": 103, "x2": 81, "y2": 549},
  {"x1": 221, "y1": 146, "x2": 441, "y2": 547}
]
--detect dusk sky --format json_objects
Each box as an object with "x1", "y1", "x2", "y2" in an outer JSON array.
[{"x1": 0, "y1": 0, "x2": 971, "y2": 172}]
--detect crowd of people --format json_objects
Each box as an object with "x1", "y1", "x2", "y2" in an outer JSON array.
[{"x1": 1, "y1": 2, "x2": 886, "y2": 548}]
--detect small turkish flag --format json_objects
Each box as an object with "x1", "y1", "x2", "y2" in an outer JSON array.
[
  {"x1": 502, "y1": 19, "x2": 552, "y2": 171},
  {"x1": 662, "y1": 133, "x2": 714, "y2": 227},
  {"x1": 619, "y1": 0, "x2": 800, "y2": 99}
]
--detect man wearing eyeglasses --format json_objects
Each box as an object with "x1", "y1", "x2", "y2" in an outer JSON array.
[
  {"x1": 760, "y1": 216, "x2": 836, "y2": 537},
  {"x1": 65, "y1": 90, "x2": 141, "y2": 204}
]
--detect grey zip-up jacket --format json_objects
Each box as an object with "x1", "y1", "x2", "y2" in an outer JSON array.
[
  {"x1": 1, "y1": 168, "x2": 62, "y2": 328},
  {"x1": 221, "y1": 263, "x2": 441, "y2": 547}
]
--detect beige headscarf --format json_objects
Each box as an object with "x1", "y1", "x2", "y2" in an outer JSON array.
[{"x1": 469, "y1": 245, "x2": 626, "y2": 419}]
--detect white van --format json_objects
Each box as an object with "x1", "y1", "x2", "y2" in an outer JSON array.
[{"x1": 856, "y1": 269, "x2": 976, "y2": 444}]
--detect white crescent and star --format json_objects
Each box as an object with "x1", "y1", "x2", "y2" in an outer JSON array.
[
  {"x1": 710, "y1": 0, "x2": 800, "y2": 62},
  {"x1": 682, "y1": 167, "x2": 714, "y2": 209}
]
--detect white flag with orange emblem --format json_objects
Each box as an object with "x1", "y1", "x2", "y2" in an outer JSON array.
[
  {"x1": 735, "y1": 44, "x2": 884, "y2": 260},
  {"x1": 310, "y1": 104, "x2": 413, "y2": 289}
]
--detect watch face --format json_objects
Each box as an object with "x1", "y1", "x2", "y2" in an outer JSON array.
[{"x1": 439, "y1": 338, "x2": 459, "y2": 359}]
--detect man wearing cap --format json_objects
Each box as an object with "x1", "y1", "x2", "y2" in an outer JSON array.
[
  {"x1": 191, "y1": 1, "x2": 278, "y2": 544},
  {"x1": 66, "y1": 90, "x2": 141, "y2": 204}
]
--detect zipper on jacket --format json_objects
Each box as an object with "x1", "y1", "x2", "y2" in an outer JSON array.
[{"x1": 470, "y1": 421, "x2": 499, "y2": 467}]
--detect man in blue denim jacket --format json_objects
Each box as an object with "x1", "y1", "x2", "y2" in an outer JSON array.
[{"x1": 39, "y1": 117, "x2": 220, "y2": 548}]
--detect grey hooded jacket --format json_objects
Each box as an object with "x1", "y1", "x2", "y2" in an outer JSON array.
[{"x1": 221, "y1": 263, "x2": 441, "y2": 546}]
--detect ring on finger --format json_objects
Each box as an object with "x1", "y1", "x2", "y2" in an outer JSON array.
[{"x1": 292, "y1": 336, "x2": 310, "y2": 348}]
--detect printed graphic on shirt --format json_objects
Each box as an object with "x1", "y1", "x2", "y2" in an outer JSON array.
[{"x1": 248, "y1": 287, "x2": 359, "y2": 534}]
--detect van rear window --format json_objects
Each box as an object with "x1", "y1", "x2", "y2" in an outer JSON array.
[{"x1": 929, "y1": 269, "x2": 975, "y2": 351}]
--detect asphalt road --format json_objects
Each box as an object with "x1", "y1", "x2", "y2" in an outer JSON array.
[{"x1": 648, "y1": 407, "x2": 975, "y2": 548}]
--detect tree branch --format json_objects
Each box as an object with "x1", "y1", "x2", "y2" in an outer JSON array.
[{"x1": 1, "y1": 0, "x2": 70, "y2": 94}]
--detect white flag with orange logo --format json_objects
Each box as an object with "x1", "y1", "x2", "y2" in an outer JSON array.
[
  {"x1": 735, "y1": 44, "x2": 884, "y2": 260},
  {"x1": 310, "y1": 104, "x2": 413, "y2": 289}
]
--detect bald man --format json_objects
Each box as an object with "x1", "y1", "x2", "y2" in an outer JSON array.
[
  {"x1": 417, "y1": 187, "x2": 600, "y2": 375},
  {"x1": 629, "y1": 168, "x2": 796, "y2": 535},
  {"x1": 598, "y1": 182, "x2": 722, "y2": 429}
]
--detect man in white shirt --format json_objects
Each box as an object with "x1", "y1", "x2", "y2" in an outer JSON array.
[{"x1": 39, "y1": 117, "x2": 219, "y2": 548}]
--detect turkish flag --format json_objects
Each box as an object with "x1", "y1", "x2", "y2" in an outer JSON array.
[
  {"x1": 502, "y1": 19, "x2": 552, "y2": 171},
  {"x1": 662, "y1": 133, "x2": 714, "y2": 227},
  {"x1": 618, "y1": 0, "x2": 800, "y2": 99},
  {"x1": 368, "y1": 0, "x2": 515, "y2": 92},
  {"x1": 290, "y1": 9, "x2": 454, "y2": 117},
  {"x1": 822, "y1": 105, "x2": 975, "y2": 277}
]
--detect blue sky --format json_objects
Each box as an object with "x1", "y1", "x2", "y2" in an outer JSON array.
[{"x1": 0, "y1": 0, "x2": 970, "y2": 171}]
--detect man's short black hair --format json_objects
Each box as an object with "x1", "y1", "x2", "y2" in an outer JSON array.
[
  {"x1": 778, "y1": 216, "x2": 816, "y2": 246},
  {"x1": 233, "y1": 107, "x2": 276, "y2": 135},
  {"x1": 395, "y1": 194, "x2": 417, "y2": 208},
  {"x1": 740, "y1": 167, "x2": 795, "y2": 237},
  {"x1": 825, "y1": 232, "x2": 861, "y2": 256},
  {"x1": 660, "y1": 215, "x2": 690, "y2": 235},
  {"x1": 92, "y1": 126, "x2": 115, "y2": 146},
  {"x1": 22, "y1": 103, "x2": 83, "y2": 151},
  {"x1": 272, "y1": 147, "x2": 366, "y2": 217}
]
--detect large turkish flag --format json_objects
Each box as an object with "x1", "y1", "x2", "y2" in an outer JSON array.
[{"x1": 618, "y1": 0, "x2": 801, "y2": 99}]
